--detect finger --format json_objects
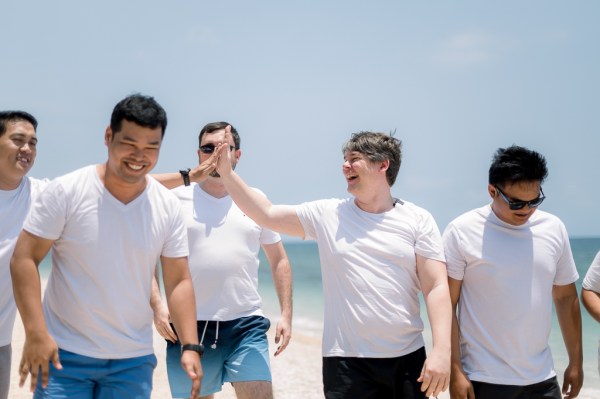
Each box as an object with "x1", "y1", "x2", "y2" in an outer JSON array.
[
  {"x1": 18, "y1": 360, "x2": 29, "y2": 387},
  {"x1": 164, "y1": 324, "x2": 177, "y2": 343},
  {"x1": 51, "y1": 349, "x2": 62, "y2": 370},
  {"x1": 29, "y1": 365, "x2": 39, "y2": 392}
]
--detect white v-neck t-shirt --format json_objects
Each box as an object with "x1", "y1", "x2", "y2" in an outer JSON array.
[{"x1": 24, "y1": 165, "x2": 188, "y2": 358}]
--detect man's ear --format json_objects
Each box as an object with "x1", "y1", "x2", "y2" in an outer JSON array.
[{"x1": 104, "y1": 126, "x2": 112, "y2": 146}]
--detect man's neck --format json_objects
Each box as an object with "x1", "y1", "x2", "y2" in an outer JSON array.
[
  {"x1": 97, "y1": 164, "x2": 147, "y2": 204},
  {"x1": 0, "y1": 175, "x2": 24, "y2": 191},
  {"x1": 353, "y1": 188, "x2": 395, "y2": 214},
  {"x1": 199, "y1": 178, "x2": 229, "y2": 199}
]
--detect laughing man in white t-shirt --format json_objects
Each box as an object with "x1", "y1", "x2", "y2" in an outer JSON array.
[
  {"x1": 443, "y1": 145, "x2": 583, "y2": 399},
  {"x1": 214, "y1": 129, "x2": 452, "y2": 399},
  {"x1": 0, "y1": 111, "x2": 49, "y2": 399},
  {"x1": 10, "y1": 94, "x2": 203, "y2": 399}
]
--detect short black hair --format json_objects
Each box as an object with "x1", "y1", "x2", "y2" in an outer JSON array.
[
  {"x1": 0, "y1": 110, "x2": 38, "y2": 137},
  {"x1": 489, "y1": 145, "x2": 548, "y2": 186},
  {"x1": 110, "y1": 94, "x2": 167, "y2": 138},
  {"x1": 198, "y1": 121, "x2": 240, "y2": 149}
]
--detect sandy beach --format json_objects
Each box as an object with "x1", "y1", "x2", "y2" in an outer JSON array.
[{"x1": 7, "y1": 281, "x2": 597, "y2": 399}]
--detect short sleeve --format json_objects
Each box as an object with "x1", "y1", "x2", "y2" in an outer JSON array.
[
  {"x1": 442, "y1": 224, "x2": 467, "y2": 280},
  {"x1": 583, "y1": 251, "x2": 600, "y2": 292},
  {"x1": 24, "y1": 179, "x2": 68, "y2": 240},
  {"x1": 414, "y1": 209, "x2": 445, "y2": 263}
]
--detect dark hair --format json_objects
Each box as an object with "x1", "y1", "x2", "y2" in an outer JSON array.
[
  {"x1": 198, "y1": 121, "x2": 240, "y2": 149},
  {"x1": 489, "y1": 145, "x2": 548, "y2": 186},
  {"x1": 110, "y1": 94, "x2": 167, "y2": 138},
  {"x1": 342, "y1": 131, "x2": 402, "y2": 187},
  {"x1": 0, "y1": 110, "x2": 38, "y2": 137}
]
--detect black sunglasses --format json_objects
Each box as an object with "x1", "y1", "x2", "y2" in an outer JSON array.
[
  {"x1": 199, "y1": 144, "x2": 235, "y2": 154},
  {"x1": 494, "y1": 185, "x2": 546, "y2": 210}
]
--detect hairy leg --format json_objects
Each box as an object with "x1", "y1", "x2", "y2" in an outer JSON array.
[{"x1": 232, "y1": 381, "x2": 273, "y2": 399}]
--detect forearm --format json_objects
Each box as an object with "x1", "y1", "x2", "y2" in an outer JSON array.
[
  {"x1": 555, "y1": 293, "x2": 583, "y2": 366},
  {"x1": 152, "y1": 172, "x2": 187, "y2": 189},
  {"x1": 424, "y1": 283, "x2": 452, "y2": 352},
  {"x1": 273, "y1": 261, "x2": 293, "y2": 320},
  {"x1": 150, "y1": 269, "x2": 164, "y2": 312},
  {"x1": 582, "y1": 289, "x2": 600, "y2": 323},
  {"x1": 222, "y1": 171, "x2": 274, "y2": 226},
  {"x1": 165, "y1": 277, "x2": 198, "y2": 345},
  {"x1": 10, "y1": 257, "x2": 47, "y2": 335}
]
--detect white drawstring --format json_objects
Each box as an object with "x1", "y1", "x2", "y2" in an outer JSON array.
[{"x1": 199, "y1": 320, "x2": 219, "y2": 350}]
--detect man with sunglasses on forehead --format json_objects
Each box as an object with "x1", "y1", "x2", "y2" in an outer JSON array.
[
  {"x1": 152, "y1": 121, "x2": 292, "y2": 399},
  {"x1": 443, "y1": 145, "x2": 583, "y2": 399}
]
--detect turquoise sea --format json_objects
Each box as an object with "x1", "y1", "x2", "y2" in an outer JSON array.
[{"x1": 38, "y1": 237, "x2": 600, "y2": 391}]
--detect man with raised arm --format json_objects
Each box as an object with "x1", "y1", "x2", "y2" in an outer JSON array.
[
  {"x1": 213, "y1": 127, "x2": 451, "y2": 399},
  {"x1": 0, "y1": 111, "x2": 48, "y2": 399},
  {"x1": 443, "y1": 145, "x2": 583, "y2": 399},
  {"x1": 152, "y1": 121, "x2": 292, "y2": 399},
  {"x1": 10, "y1": 94, "x2": 202, "y2": 398}
]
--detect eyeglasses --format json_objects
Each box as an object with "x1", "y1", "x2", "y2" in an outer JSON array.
[
  {"x1": 199, "y1": 144, "x2": 235, "y2": 154},
  {"x1": 494, "y1": 185, "x2": 546, "y2": 210}
]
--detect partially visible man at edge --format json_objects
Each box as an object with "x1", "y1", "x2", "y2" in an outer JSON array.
[
  {"x1": 10, "y1": 94, "x2": 202, "y2": 398},
  {"x1": 0, "y1": 110, "x2": 48, "y2": 399},
  {"x1": 213, "y1": 127, "x2": 451, "y2": 399}
]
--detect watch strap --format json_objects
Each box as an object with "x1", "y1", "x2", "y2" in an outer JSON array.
[
  {"x1": 181, "y1": 343, "x2": 204, "y2": 357},
  {"x1": 179, "y1": 168, "x2": 191, "y2": 186}
]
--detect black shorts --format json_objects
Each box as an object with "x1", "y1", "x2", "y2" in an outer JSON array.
[
  {"x1": 471, "y1": 376, "x2": 561, "y2": 399},
  {"x1": 322, "y1": 347, "x2": 427, "y2": 399}
]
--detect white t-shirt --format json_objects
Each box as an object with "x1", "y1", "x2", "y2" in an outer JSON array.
[
  {"x1": 296, "y1": 197, "x2": 445, "y2": 358},
  {"x1": 172, "y1": 183, "x2": 280, "y2": 321},
  {"x1": 24, "y1": 165, "x2": 188, "y2": 358},
  {"x1": 0, "y1": 177, "x2": 49, "y2": 346},
  {"x1": 443, "y1": 205, "x2": 578, "y2": 386},
  {"x1": 583, "y1": 251, "x2": 600, "y2": 293}
]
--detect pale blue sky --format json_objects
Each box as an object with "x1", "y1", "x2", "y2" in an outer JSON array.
[{"x1": 3, "y1": 1, "x2": 599, "y2": 236}]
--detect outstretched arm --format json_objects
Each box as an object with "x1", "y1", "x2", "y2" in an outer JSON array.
[
  {"x1": 152, "y1": 146, "x2": 221, "y2": 189},
  {"x1": 10, "y1": 230, "x2": 61, "y2": 392},
  {"x1": 553, "y1": 283, "x2": 583, "y2": 399},
  {"x1": 262, "y1": 241, "x2": 293, "y2": 356},
  {"x1": 215, "y1": 127, "x2": 305, "y2": 237},
  {"x1": 416, "y1": 255, "x2": 451, "y2": 398}
]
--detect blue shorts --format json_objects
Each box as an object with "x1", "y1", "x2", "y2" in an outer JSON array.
[
  {"x1": 34, "y1": 349, "x2": 157, "y2": 399},
  {"x1": 166, "y1": 315, "x2": 272, "y2": 398}
]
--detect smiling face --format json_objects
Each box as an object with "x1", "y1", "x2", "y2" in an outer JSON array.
[
  {"x1": 342, "y1": 150, "x2": 387, "y2": 196},
  {"x1": 104, "y1": 119, "x2": 162, "y2": 185},
  {"x1": 0, "y1": 120, "x2": 37, "y2": 190},
  {"x1": 489, "y1": 180, "x2": 543, "y2": 226}
]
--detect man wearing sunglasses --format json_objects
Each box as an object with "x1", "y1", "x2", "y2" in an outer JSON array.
[
  {"x1": 443, "y1": 145, "x2": 583, "y2": 399},
  {"x1": 151, "y1": 121, "x2": 292, "y2": 399}
]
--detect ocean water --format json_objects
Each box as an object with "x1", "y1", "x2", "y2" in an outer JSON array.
[
  {"x1": 37, "y1": 237, "x2": 600, "y2": 391},
  {"x1": 257, "y1": 238, "x2": 600, "y2": 392}
]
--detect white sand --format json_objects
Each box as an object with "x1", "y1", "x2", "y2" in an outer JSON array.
[{"x1": 7, "y1": 282, "x2": 598, "y2": 398}]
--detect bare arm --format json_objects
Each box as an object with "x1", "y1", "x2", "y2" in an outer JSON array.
[
  {"x1": 553, "y1": 283, "x2": 583, "y2": 399},
  {"x1": 152, "y1": 148, "x2": 220, "y2": 189},
  {"x1": 262, "y1": 241, "x2": 293, "y2": 356},
  {"x1": 448, "y1": 277, "x2": 475, "y2": 399},
  {"x1": 582, "y1": 288, "x2": 600, "y2": 323},
  {"x1": 416, "y1": 255, "x2": 451, "y2": 398},
  {"x1": 161, "y1": 256, "x2": 202, "y2": 398},
  {"x1": 150, "y1": 266, "x2": 177, "y2": 343},
  {"x1": 10, "y1": 230, "x2": 61, "y2": 392},
  {"x1": 215, "y1": 127, "x2": 305, "y2": 237}
]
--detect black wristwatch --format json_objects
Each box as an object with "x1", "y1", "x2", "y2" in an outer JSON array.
[
  {"x1": 181, "y1": 343, "x2": 204, "y2": 357},
  {"x1": 179, "y1": 168, "x2": 191, "y2": 186}
]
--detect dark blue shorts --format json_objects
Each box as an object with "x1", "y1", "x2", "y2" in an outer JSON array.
[{"x1": 166, "y1": 315, "x2": 271, "y2": 398}]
